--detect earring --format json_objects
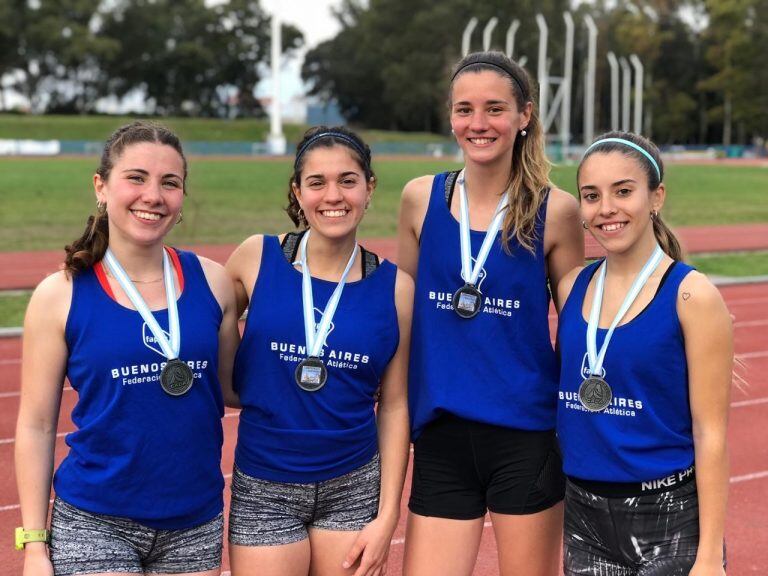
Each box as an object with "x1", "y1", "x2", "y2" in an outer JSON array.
[
  {"x1": 451, "y1": 129, "x2": 455, "y2": 135},
  {"x1": 176, "y1": 210, "x2": 184, "y2": 225},
  {"x1": 365, "y1": 200, "x2": 371, "y2": 212},
  {"x1": 96, "y1": 200, "x2": 106, "y2": 214},
  {"x1": 521, "y1": 129, "x2": 528, "y2": 136},
  {"x1": 651, "y1": 209, "x2": 658, "y2": 219},
  {"x1": 297, "y1": 207, "x2": 305, "y2": 222},
  {"x1": 581, "y1": 220, "x2": 589, "y2": 230}
]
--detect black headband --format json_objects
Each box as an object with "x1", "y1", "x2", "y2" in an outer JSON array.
[
  {"x1": 451, "y1": 60, "x2": 528, "y2": 100},
  {"x1": 294, "y1": 131, "x2": 369, "y2": 172}
]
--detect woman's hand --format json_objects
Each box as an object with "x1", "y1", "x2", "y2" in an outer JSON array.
[{"x1": 342, "y1": 515, "x2": 398, "y2": 576}]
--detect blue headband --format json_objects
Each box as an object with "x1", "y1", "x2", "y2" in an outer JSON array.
[
  {"x1": 584, "y1": 137, "x2": 661, "y2": 181},
  {"x1": 294, "y1": 132, "x2": 369, "y2": 171}
]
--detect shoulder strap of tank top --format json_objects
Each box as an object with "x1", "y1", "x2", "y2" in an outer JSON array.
[{"x1": 281, "y1": 230, "x2": 380, "y2": 278}]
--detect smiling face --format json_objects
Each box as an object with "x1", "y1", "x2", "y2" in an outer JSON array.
[
  {"x1": 449, "y1": 69, "x2": 531, "y2": 167},
  {"x1": 94, "y1": 142, "x2": 185, "y2": 248},
  {"x1": 291, "y1": 144, "x2": 373, "y2": 242},
  {"x1": 578, "y1": 151, "x2": 665, "y2": 255}
]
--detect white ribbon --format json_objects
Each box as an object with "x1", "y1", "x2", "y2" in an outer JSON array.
[
  {"x1": 457, "y1": 169, "x2": 508, "y2": 286},
  {"x1": 103, "y1": 247, "x2": 180, "y2": 360},
  {"x1": 295, "y1": 230, "x2": 358, "y2": 358},
  {"x1": 586, "y1": 245, "x2": 665, "y2": 376}
]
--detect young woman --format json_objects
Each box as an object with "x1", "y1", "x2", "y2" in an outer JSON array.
[
  {"x1": 556, "y1": 132, "x2": 730, "y2": 575},
  {"x1": 225, "y1": 126, "x2": 412, "y2": 576},
  {"x1": 398, "y1": 51, "x2": 583, "y2": 576},
  {"x1": 15, "y1": 121, "x2": 239, "y2": 575}
]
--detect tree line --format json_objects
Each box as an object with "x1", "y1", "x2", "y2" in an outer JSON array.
[
  {"x1": 0, "y1": 0, "x2": 302, "y2": 117},
  {"x1": 1, "y1": 0, "x2": 765, "y2": 144},
  {"x1": 301, "y1": 0, "x2": 768, "y2": 145}
]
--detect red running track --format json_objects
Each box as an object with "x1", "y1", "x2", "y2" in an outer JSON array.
[
  {"x1": 0, "y1": 282, "x2": 766, "y2": 575},
  {"x1": 2, "y1": 223, "x2": 768, "y2": 290}
]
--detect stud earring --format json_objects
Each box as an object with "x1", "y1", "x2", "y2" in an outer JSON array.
[
  {"x1": 582, "y1": 221, "x2": 589, "y2": 230},
  {"x1": 520, "y1": 129, "x2": 528, "y2": 137}
]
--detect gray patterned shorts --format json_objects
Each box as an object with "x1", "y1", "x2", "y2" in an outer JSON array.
[
  {"x1": 49, "y1": 497, "x2": 223, "y2": 575},
  {"x1": 229, "y1": 453, "x2": 380, "y2": 547}
]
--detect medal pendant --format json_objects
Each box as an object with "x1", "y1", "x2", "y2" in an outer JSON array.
[
  {"x1": 578, "y1": 376, "x2": 613, "y2": 412},
  {"x1": 295, "y1": 357, "x2": 327, "y2": 392},
  {"x1": 452, "y1": 283, "x2": 482, "y2": 319},
  {"x1": 160, "y1": 358, "x2": 194, "y2": 396}
]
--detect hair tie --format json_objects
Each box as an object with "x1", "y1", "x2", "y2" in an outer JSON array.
[
  {"x1": 294, "y1": 132, "x2": 369, "y2": 171},
  {"x1": 584, "y1": 137, "x2": 661, "y2": 181}
]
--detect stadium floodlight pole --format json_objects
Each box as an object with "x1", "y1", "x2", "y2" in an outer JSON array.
[
  {"x1": 561, "y1": 12, "x2": 574, "y2": 150},
  {"x1": 606, "y1": 52, "x2": 619, "y2": 131},
  {"x1": 483, "y1": 17, "x2": 499, "y2": 51},
  {"x1": 619, "y1": 56, "x2": 631, "y2": 132},
  {"x1": 462, "y1": 17, "x2": 479, "y2": 56},
  {"x1": 506, "y1": 19, "x2": 520, "y2": 58},
  {"x1": 629, "y1": 54, "x2": 644, "y2": 134},
  {"x1": 583, "y1": 15, "x2": 598, "y2": 145},
  {"x1": 267, "y1": 8, "x2": 286, "y2": 155},
  {"x1": 536, "y1": 14, "x2": 549, "y2": 132}
]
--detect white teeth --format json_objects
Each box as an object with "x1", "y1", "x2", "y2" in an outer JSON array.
[
  {"x1": 132, "y1": 210, "x2": 161, "y2": 221},
  {"x1": 322, "y1": 210, "x2": 348, "y2": 218},
  {"x1": 601, "y1": 222, "x2": 625, "y2": 232},
  {"x1": 470, "y1": 138, "x2": 494, "y2": 145}
]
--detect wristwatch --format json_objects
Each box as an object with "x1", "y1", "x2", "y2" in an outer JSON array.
[{"x1": 14, "y1": 527, "x2": 50, "y2": 550}]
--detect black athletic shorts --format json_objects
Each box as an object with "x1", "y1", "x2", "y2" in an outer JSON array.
[
  {"x1": 408, "y1": 414, "x2": 565, "y2": 519},
  {"x1": 563, "y1": 477, "x2": 725, "y2": 575}
]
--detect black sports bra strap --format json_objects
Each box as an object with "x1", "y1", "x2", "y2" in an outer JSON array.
[
  {"x1": 280, "y1": 230, "x2": 307, "y2": 263},
  {"x1": 281, "y1": 231, "x2": 381, "y2": 278},
  {"x1": 444, "y1": 170, "x2": 460, "y2": 208}
]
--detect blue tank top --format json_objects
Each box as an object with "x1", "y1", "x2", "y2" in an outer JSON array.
[
  {"x1": 557, "y1": 260, "x2": 695, "y2": 482},
  {"x1": 55, "y1": 250, "x2": 224, "y2": 530},
  {"x1": 234, "y1": 236, "x2": 399, "y2": 483},
  {"x1": 409, "y1": 172, "x2": 559, "y2": 439}
]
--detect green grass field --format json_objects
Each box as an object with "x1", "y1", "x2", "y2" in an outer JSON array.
[
  {"x1": 0, "y1": 114, "x2": 451, "y2": 144},
  {"x1": 2, "y1": 158, "x2": 767, "y2": 252}
]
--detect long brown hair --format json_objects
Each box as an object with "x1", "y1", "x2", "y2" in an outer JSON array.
[
  {"x1": 64, "y1": 121, "x2": 188, "y2": 275},
  {"x1": 450, "y1": 51, "x2": 551, "y2": 253},
  {"x1": 578, "y1": 131, "x2": 683, "y2": 261}
]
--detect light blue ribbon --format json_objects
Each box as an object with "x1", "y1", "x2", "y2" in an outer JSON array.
[
  {"x1": 457, "y1": 169, "x2": 508, "y2": 286},
  {"x1": 104, "y1": 247, "x2": 179, "y2": 360},
  {"x1": 586, "y1": 245, "x2": 665, "y2": 376},
  {"x1": 295, "y1": 230, "x2": 358, "y2": 358},
  {"x1": 584, "y1": 138, "x2": 661, "y2": 181}
]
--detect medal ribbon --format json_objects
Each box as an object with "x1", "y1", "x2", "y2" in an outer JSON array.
[
  {"x1": 296, "y1": 230, "x2": 359, "y2": 358},
  {"x1": 586, "y1": 245, "x2": 665, "y2": 376},
  {"x1": 104, "y1": 247, "x2": 180, "y2": 360},
  {"x1": 457, "y1": 169, "x2": 508, "y2": 286}
]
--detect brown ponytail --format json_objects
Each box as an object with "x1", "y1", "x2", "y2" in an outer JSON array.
[
  {"x1": 63, "y1": 121, "x2": 187, "y2": 275},
  {"x1": 652, "y1": 213, "x2": 684, "y2": 261},
  {"x1": 64, "y1": 206, "x2": 110, "y2": 275}
]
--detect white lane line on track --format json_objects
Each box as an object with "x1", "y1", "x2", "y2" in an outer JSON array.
[
  {"x1": 9, "y1": 392, "x2": 768, "y2": 448},
  {"x1": 732, "y1": 397, "x2": 768, "y2": 408},
  {"x1": 0, "y1": 412, "x2": 241, "y2": 445},
  {"x1": 0, "y1": 386, "x2": 73, "y2": 399},
  {"x1": 734, "y1": 319, "x2": 768, "y2": 328},
  {"x1": 740, "y1": 351, "x2": 768, "y2": 359},
  {"x1": 731, "y1": 471, "x2": 768, "y2": 484}
]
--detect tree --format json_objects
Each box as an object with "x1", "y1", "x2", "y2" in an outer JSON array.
[
  {"x1": 303, "y1": 0, "x2": 569, "y2": 132},
  {"x1": 97, "y1": 0, "x2": 302, "y2": 117}
]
